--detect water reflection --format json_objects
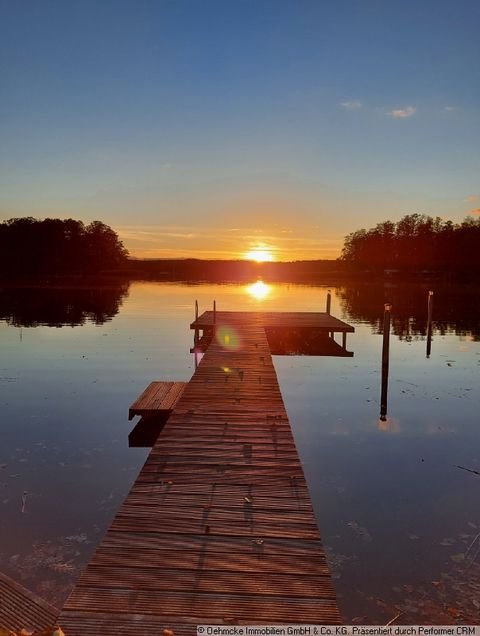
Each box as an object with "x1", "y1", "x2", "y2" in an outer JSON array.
[
  {"x1": 337, "y1": 282, "x2": 480, "y2": 340},
  {"x1": 1, "y1": 280, "x2": 480, "y2": 623},
  {"x1": 377, "y1": 416, "x2": 401, "y2": 433},
  {"x1": 265, "y1": 328, "x2": 353, "y2": 356},
  {"x1": 0, "y1": 282, "x2": 130, "y2": 327},
  {"x1": 245, "y1": 280, "x2": 271, "y2": 300}
]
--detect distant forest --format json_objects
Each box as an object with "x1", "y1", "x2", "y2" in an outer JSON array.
[
  {"x1": 0, "y1": 217, "x2": 128, "y2": 277},
  {"x1": 1, "y1": 214, "x2": 479, "y2": 282},
  {"x1": 341, "y1": 213, "x2": 480, "y2": 274},
  {"x1": 125, "y1": 257, "x2": 345, "y2": 282}
]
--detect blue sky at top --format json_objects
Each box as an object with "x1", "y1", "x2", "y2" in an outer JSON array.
[{"x1": 1, "y1": 0, "x2": 479, "y2": 258}]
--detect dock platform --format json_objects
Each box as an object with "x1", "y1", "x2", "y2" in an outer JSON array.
[
  {"x1": 59, "y1": 311, "x2": 349, "y2": 633},
  {"x1": 192, "y1": 310, "x2": 354, "y2": 357},
  {"x1": 191, "y1": 310, "x2": 354, "y2": 333}
]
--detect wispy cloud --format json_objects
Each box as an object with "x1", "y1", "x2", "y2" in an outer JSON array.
[
  {"x1": 468, "y1": 208, "x2": 480, "y2": 216},
  {"x1": 465, "y1": 195, "x2": 478, "y2": 203},
  {"x1": 340, "y1": 100, "x2": 362, "y2": 110},
  {"x1": 387, "y1": 106, "x2": 416, "y2": 119},
  {"x1": 443, "y1": 106, "x2": 457, "y2": 112}
]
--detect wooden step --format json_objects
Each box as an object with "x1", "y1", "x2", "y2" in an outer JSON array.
[{"x1": 128, "y1": 381, "x2": 186, "y2": 420}]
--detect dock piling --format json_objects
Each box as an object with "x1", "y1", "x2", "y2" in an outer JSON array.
[
  {"x1": 194, "y1": 300, "x2": 200, "y2": 346},
  {"x1": 380, "y1": 303, "x2": 392, "y2": 421},
  {"x1": 426, "y1": 290, "x2": 434, "y2": 358},
  {"x1": 326, "y1": 290, "x2": 331, "y2": 315}
]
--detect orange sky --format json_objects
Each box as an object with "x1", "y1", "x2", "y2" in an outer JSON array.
[{"x1": 116, "y1": 224, "x2": 344, "y2": 261}]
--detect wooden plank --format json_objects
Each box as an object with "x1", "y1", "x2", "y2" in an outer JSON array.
[
  {"x1": 63, "y1": 588, "x2": 340, "y2": 622},
  {"x1": 76, "y1": 566, "x2": 336, "y2": 598},
  {"x1": 0, "y1": 570, "x2": 59, "y2": 632},
  {"x1": 90, "y1": 547, "x2": 331, "y2": 575},
  {"x1": 60, "y1": 312, "x2": 343, "y2": 629},
  {"x1": 129, "y1": 381, "x2": 186, "y2": 420},
  {"x1": 101, "y1": 531, "x2": 328, "y2": 556}
]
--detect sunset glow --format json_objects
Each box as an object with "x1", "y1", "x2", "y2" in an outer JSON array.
[
  {"x1": 245, "y1": 247, "x2": 275, "y2": 262},
  {"x1": 2, "y1": 3, "x2": 478, "y2": 261}
]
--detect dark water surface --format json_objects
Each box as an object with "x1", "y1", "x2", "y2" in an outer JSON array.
[{"x1": 1, "y1": 281, "x2": 479, "y2": 622}]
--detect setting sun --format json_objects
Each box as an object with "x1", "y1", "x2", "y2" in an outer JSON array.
[{"x1": 245, "y1": 246, "x2": 275, "y2": 262}]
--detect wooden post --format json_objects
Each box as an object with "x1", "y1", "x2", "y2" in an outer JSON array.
[
  {"x1": 326, "y1": 290, "x2": 331, "y2": 315},
  {"x1": 342, "y1": 331, "x2": 347, "y2": 350},
  {"x1": 194, "y1": 300, "x2": 199, "y2": 345},
  {"x1": 426, "y1": 290, "x2": 434, "y2": 358},
  {"x1": 213, "y1": 300, "x2": 216, "y2": 325},
  {"x1": 380, "y1": 303, "x2": 392, "y2": 421}
]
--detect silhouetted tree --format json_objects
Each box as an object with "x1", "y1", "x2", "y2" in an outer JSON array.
[
  {"x1": 0, "y1": 217, "x2": 128, "y2": 278},
  {"x1": 340, "y1": 213, "x2": 480, "y2": 275}
]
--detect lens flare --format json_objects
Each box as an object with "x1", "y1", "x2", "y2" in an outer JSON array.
[
  {"x1": 216, "y1": 325, "x2": 240, "y2": 350},
  {"x1": 245, "y1": 280, "x2": 271, "y2": 301}
]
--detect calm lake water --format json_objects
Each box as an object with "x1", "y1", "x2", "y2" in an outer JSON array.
[{"x1": 1, "y1": 280, "x2": 479, "y2": 623}]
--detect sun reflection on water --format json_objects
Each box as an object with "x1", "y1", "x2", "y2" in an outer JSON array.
[{"x1": 245, "y1": 280, "x2": 271, "y2": 301}]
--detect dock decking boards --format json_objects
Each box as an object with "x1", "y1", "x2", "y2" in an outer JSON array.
[
  {"x1": 0, "y1": 570, "x2": 59, "y2": 632},
  {"x1": 191, "y1": 310, "x2": 354, "y2": 333},
  {"x1": 60, "y1": 312, "x2": 343, "y2": 633},
  {"x1": 129, "y1": 381, "x2": 187, "y2": 420}
]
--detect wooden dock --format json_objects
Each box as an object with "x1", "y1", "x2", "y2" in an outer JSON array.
[
  {"x1": 192, "y1": 311, "x2": 354, "y2": 358},
  {"x1": 0, "y1": 570, "x2": 59, "y2": 632},
  {"x1": 191, "y1": 310, "x2": 354, "y2": 333},
  {"x1": 59, "y1": 311, "x2": 349, "y2": 633}
]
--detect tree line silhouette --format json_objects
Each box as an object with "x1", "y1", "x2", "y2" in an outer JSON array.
[
  {"x1": 340, "y1": 213, "x2": 480, "y2": 274},
  {"x1": 0, "y1": 217, "x2": 128, "y2": 278},
  {"x1": 3, "y1": 213, "x2": 479, "y2": 281}
]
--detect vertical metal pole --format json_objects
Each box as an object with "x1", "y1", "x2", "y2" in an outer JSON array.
[
  {"x1": 213, "y1": 299, "x2": 216, "y2": 325},
  {"x1": 426, "y1": 290, "x2": 434, "y2": 358},
  {"x1": 195, "y1": 299, "x2": 198, "y2": 320},
  {"x1": 380, "y1": 303, "x2": 392, "y2": 421},
  {"x1": 326, "y1": 290, "x2": 331, "y2": 315}
]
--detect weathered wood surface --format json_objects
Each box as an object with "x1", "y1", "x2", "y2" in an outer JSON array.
[
  {"x1": 60, "y1": 313, "x2": 342, "y2": 633},
  {"x1": 192, "y1": 310, "x2": 354, "y2": 332},
  {"x1": 0, "y1": 570, "x2": 59, "y2": 632},
  {"x1": 129, "y1": 381, "x2": 186, "y2": 420}
]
